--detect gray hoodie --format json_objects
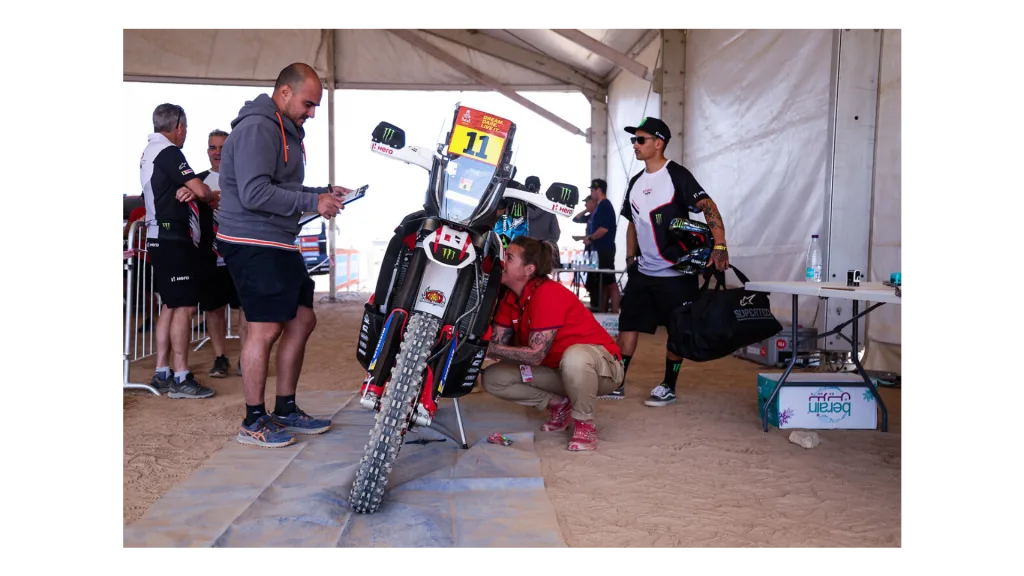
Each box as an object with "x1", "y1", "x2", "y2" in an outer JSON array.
[
  {"x1": 216, "y1": 93, "x2": 328, "y2": 249},
  {"x1": 527, "y1": 205, "x2": 561, "y2": 245}
]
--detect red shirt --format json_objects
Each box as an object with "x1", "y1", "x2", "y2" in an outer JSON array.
[{"x1": 493, "y1": 278, "x2": 621, "y2": 369}]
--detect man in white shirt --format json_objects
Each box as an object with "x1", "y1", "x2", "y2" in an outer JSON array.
[
  {"x1": 195, "y1": 129, "x2": 248, "y2": 378},
  {"x1": 604, "y1": 117, "x2": 730, "y2": 407}
]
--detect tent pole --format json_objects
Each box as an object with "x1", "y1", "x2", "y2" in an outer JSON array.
[{"x1": 326, "y1": 29, "x2": 338, "y2": 302}]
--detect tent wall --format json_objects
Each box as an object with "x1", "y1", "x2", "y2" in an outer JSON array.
[
  {"x1": 674, "y1": 29, "x2": 900, "y2": 370},
  {"x1": 864, "y1": 30, "x2": 901, "y2": 372},
  {"x1": 605, "y1": 37, "x2": 663, "y2": 270},
  {"x1": 681, "y1": 30, "x2": 834, "y2": 323}
]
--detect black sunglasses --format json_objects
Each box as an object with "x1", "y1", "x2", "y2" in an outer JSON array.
[
  {"x1": 630, "y1": 136, "x2": 653, "y2": 145},
  {"x1": 175, "y1": 106, "x2": 184, "y2": 129}
]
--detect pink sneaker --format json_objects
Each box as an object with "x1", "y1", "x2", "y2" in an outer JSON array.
[
  {"x1": 568, "y1": 419, "x2": 597, "y2": 451},
  {"x1": 541, "y1": 398, "x2": 573, "y2": 432}
]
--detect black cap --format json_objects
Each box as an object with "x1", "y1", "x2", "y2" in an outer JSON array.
[
  {"x1": 589, "y1": 178, "x2": 607, "y2": 192},
  {"x1": 524, "y1": 175, "x2": 541, "y2": 191},
  {"x1": 625, "y1": 117, "x2": 671, "y2": 143}
]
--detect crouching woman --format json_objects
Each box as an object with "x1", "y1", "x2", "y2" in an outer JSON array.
[{"x1": 482, "y1": 236, "x2": 624, "y2": 451}]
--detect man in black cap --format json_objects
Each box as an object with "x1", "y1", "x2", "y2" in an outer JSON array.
[
  {"x1": 523, "y1": 175, "x2": 562, "y2": 266},
  {"x1": 605, "y1": 117, "x2": 730, "y2": 406},
  {"x1": 572, "y1": 178, "x2": 619, "y2": 312}
]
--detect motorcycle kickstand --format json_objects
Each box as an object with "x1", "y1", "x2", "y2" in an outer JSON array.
[{"x1": 425, "y1": 399, "x2": 469, "y2": 449}]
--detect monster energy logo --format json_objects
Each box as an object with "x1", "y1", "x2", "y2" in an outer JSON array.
[
  {"x1": 655, "y1": 214, "x2": 662, "y2": 225},
  {"x1": 441, "y1": 247, "x2": 456, "y2": 260},
  {"x1": 511, "y1": 203, "x2": 524, "y2": 218},
  {"x1": 560, "y1": 187, "x2": 571, "y2": 201},
  {"x1": 382, "y1": 127, "x2": 395, "y2": 142}
]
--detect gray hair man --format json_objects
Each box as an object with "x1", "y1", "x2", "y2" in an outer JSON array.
[{"x1": 140, "y1": 103, "x2": 217, "y2": 399}]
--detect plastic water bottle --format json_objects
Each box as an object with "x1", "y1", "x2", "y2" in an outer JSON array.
[{"x1": 805, "y1": 234, "x2": 823, "y2": 282}]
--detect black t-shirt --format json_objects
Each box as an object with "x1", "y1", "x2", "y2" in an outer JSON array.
[
  {"x1": 620, "y1": 160, "x2": 711, "y2": 276},
  {"x1": 140, "y1": 134, "x2": 199, "y2": 241},
  {"x1": 195, "y1": 170, "x2": 214, "y2": 249}
]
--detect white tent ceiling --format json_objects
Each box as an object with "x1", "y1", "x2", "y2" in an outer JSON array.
[{"x1": 123, "y1": 29, "x2": 657, "y2": 97}]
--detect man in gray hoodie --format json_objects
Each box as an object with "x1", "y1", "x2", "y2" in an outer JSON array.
[
  {"x1": 217, "y1": 62, "x2": 349, "y2": 448},
  {"x1": 523, "y1": 175, "x2": 562, "y2": 267}
]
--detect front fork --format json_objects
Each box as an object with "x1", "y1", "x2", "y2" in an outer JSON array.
[{"x1": 360, "y1": 319, "x2": 456, "y2": 428}]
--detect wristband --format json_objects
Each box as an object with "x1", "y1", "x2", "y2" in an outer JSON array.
[{"x1": 713, "y1": 245, "x2": 728, "y2": 251}]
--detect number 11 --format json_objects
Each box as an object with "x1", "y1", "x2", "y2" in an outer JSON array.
[{"x1": 462, "y1": 131, "x2": 490, "y2": 159}]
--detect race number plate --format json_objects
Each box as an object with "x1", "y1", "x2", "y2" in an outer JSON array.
[{"x1": 449, "y1": 107, "x2": 511, "y2": 167}]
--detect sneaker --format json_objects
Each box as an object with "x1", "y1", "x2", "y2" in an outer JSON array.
[
  {"x1": 237, "y1": 414, "x2": 296, "y2": 448},
  {"x1": 209, "y1": 355, "x2": 230, "y2": 378},
  {"x1": 541, "y1": 398, "x2": 573, "y2": 432},
  {"x1": 271, "y1": 408, "x2": 332, "y2": 435},
  {"x1": 167, "y1": 373, "x2": 216, "y2": 399},
  {"x1": 644, "y1": 384, "x2": 677, "y2": 407},
  {"x1": 150, "y1": 373, "x2": 172, "y2": 394},
  {"x1": 599, "y1": 385, "x2": 625, "y2": 400},
  {"x1": 568, "y1": 419, "x2": 597, "y2": 451}
]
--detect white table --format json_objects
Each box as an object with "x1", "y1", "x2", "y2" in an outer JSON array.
[{"x1": 743, "y1": 280, "x2": 902, "y2": 433}]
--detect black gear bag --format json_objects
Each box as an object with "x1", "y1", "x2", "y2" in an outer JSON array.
[{"x1": 667, "y1": 265, "x2": 783, "y2": 362}]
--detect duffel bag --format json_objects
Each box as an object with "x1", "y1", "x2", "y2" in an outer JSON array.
[{"x1": 667, "y1": 265, "x2": 783, "y2": 362}]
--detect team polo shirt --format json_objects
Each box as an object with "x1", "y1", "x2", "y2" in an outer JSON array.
[
  {"x1": 493, "y1": 278, "x2": 621, "y2": 369},
  {"x1": 139, "y1": 133, "x2": 200, "y2": 243},
  {"x1": 620, "y1": 160, "x2": 712, "y2": 277}
]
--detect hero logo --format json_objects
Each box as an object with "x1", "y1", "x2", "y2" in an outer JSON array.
[
  {"x1": 551, "y1": 203, "x2": 574, "y2": 217},
  {"x1": 420, "y1": 287, "x2": 445, "y2": 307},
  {"x1": 371, "y1": 142, "x2": 394, "y2": 155}
]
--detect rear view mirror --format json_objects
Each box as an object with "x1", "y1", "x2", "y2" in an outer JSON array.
[
  {"x1": 371, "y1": 122, "x2": 406, "y2": 149},
  {"x1": 544, "y1": 183, "x2": 579, "y2": 211}
]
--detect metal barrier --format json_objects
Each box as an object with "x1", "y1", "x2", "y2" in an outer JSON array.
[{"x1": 123, "y1": 221, "x2": 222, "y2": 395}]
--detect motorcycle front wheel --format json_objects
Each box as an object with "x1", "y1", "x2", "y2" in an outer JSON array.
[{"x1": 349, "y1": 311, "x2": 441, "y2": 514}]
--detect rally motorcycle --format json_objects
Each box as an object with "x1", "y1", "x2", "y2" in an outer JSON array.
[{"x1": 350, "y1": 104, "x2": 580, "y2": 514}]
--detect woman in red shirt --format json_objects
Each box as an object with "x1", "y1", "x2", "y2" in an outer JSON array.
[{"x1": 483, "y1": 236, "x2": 624, "y2": 451}]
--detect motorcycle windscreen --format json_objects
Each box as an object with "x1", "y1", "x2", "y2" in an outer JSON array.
[{"x1": 438, "y1": 107, "x2": 512, "y2": 225}]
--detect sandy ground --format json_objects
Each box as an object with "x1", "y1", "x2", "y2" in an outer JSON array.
[{"x1": 123, "y1": 295, "x2": 901, "y2": 547}]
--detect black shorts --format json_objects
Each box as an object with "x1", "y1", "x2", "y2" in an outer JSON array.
[
  {"x1": 219, "y1": 241, "x2": 314, "y2": 323},
  {"x1": 200, "y1": 255, "x2": 240, "y2": 311},
  {"x1": 585, "y1": 247, "x2": 617, "y2": 298},
  {"x1": 618, "y1": 269, "x2": 699, "y2": 335},
  {"x1": 147, "y1": 239, "x2": 201, "y2": 309}
]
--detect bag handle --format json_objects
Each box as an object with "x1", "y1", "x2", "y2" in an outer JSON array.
[{"x1": 699, "y1": 265, "x2": 751, "y2": 291}]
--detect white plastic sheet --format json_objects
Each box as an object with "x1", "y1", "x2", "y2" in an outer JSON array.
[
  {"x1": 682, "y1": 30, "x2": 834, "y2": 325},
  {"x1": 865, "y1": 30, "x2": 901, "y2": 371}
]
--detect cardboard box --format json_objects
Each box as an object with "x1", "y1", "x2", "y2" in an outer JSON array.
[
  {"x1": 757, "y1": 372, "x2": 878, "y2": 429},
  {"x1": 593, "y1": 313, "x2": 619, "y2": 338}
]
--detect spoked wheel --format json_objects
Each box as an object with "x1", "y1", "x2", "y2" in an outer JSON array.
[{"x1": 349, "y1": 312, "x2": 440, "y2": 514}]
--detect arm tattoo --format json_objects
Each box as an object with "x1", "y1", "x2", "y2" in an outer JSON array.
[
  {"x1": 696, "y1": 198, "x2": 725, "y2": 233},
  {"x1": 492, "y1": 325, "x2": 515, "y2": 346},
  {"x1": 486, "y1": 329, "x2": 557, "y2": 365}
]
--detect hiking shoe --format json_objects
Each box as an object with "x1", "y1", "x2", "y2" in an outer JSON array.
[
  {"x1": 271, "y1": 408, "x2": 332, "y2": 435},
  {"x1": 541, "y1": 398, "x2": 573, "y2": 432},
  {"x1": 599, "y1": 385, "x2": 625, "y2": 400},
  {"x1": 644, "y1": 384, "x2": 677, "y2": 407},
  {"x1": 237, "y1": 414, "x2": 296, "y2": 448},
  {"x1": 209, "y1": 355, "x2": 230, "y2": 378},
  {"x1": 568, "y1": 419, "x2": 597, "y2": 451},
  {"x1": 150, "y1": 373, "x2": 173, "y2": 394},
  {"x1": 167, "y1": 373, "x2": 216, "y2": 399}
]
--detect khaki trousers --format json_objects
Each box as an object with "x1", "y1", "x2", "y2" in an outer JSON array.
[{"x1": 481, "y1": 344, "x2": 624, "y2": 421}]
